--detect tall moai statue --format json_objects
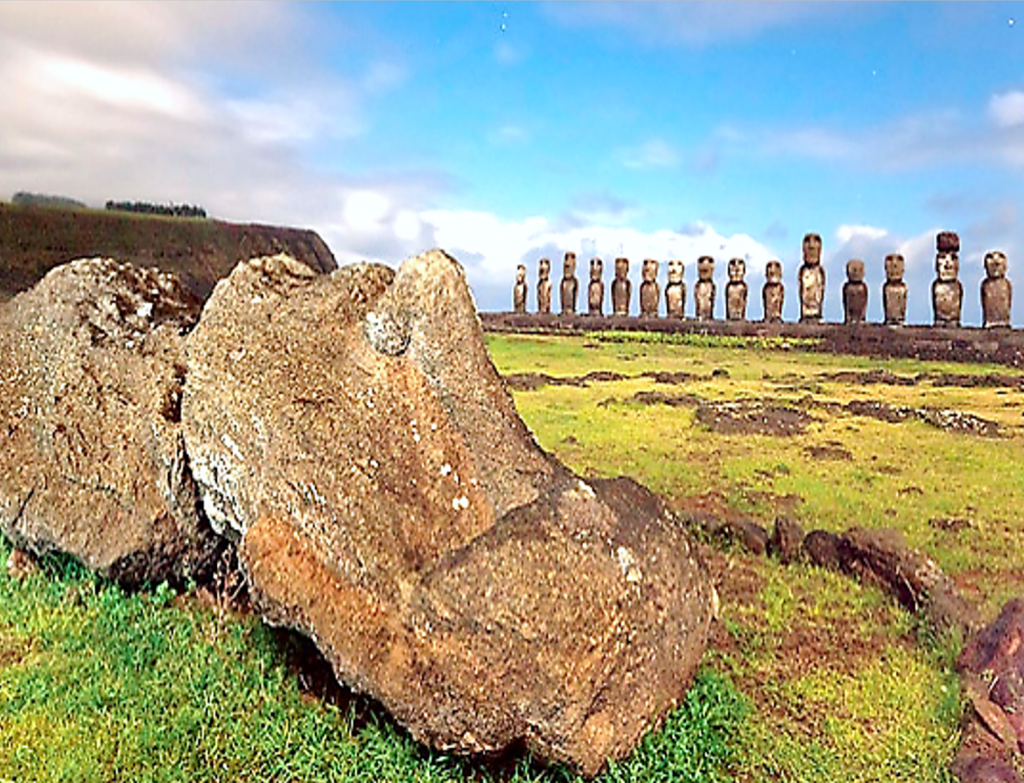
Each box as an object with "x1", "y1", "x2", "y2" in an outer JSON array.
[
  {"x1": 694, "y1": 256, "x2": 716, "y2": 321},
  {"x1": 560, "y1": 252, "x2": 579, "y2": 315},
  {"x1": 640, "y1": 259, "x2": 660, "y2": 317},
  {"x1": 537, "y1": 257, "x2": 552, "y2": 314},
  {"x1": 762, "y1": 260, "x2": 785, "y2": 323},
  {"x1": 981, "y1": 250, "x2": 1012, "y2": 328},
  {"x1": 932, "y1": 231, "x2": 963, "y2": 327},
  {"x1": 883, "y1": 253, "x2": 908, "y2": 325},
  {"x1": 588, "y1": 257, "x2": 605, "y2": 316},
  {"x1": 842, "y1": 259, "x2": 868, "y2": 324},
  {"x1": 725, "y1": 258, "x2": 748, "y2": 321},
  {"x1": 612, "y1": 257, "x2": 631, "y2": 315},
  {"x1": 665, "y1": 259, "x2": 686, "y2": 319},
  {"x1": 513, "y1": 264, "x2": 528, "y2": 314},
  {"x1": 799, "y1": 233, "x2": 825, "y2": 323}
]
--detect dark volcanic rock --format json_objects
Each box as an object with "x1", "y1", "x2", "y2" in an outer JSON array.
[
  {"x1": 182, "y1": 250, "x2": 713, "y2": 776},
  {"x1": 770, "y1": 517, "x2": 805, "y2": 564},
  {"x1": 0, "y1": 258, "x2": 221, "y2": 584}
]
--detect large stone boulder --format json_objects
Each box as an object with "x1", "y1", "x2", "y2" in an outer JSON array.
[
  {"x1": 182, "y1": 250, "x2": 713, "y2": 775},
  {"x1": 0, "y1": 258, "x2": 222, "y2": 584}
]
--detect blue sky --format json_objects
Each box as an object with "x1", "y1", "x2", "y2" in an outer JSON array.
[{"x1": 1, "y1": 2, "x2": 1022, "y2": 324}]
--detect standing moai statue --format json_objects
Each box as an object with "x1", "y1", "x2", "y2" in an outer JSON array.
[
  {"x1": 587, "y1": 257, "x2": 605, "y2": 316},
  {"x1": 725, "y1": 258, "x2": 748, "y2": 321},
  {"x1": 537, "y1": 257, "x2": 552, "y2": 314},
  {"x1": 612, "y1": 257, "x2": 631, "y2": 315},
  {"x1": 842, "y1": 259, "x2": 868, "y2": 324},
  {"x1": 762, "y1": 260, "x2": 785, "y2": 323},
  {"x1": 932, "y1": 231, "x2": 963, "y2": 327},
  {"x1": 981, "y1": 250, "x2": 1012, "y2": 328},
  {"x1": 640, "y1": 259, "x2": 660, "y2": 317},
  {"x1": 882, "y1": 253, "x2": 908, "y2": 325},
  {"x1": 694, "y1": 256, "x2": 716, "y2": 321},
  {"x1": 560, "y1": 252, "x2": 578, "y2": 315},
  {"x1": 799, "y1": 233, "x2": 825, "y2": 323},
  {"x1": 665, "y1": 259, "x2": 686, "y2": 319},
  {"x1": 513, "y1": 264, "x2": 528, "y2": 314}
]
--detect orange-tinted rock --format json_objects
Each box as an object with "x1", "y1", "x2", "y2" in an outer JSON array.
[{"x1": 182, "y1": 250, "x2": 713, "y2": 775}]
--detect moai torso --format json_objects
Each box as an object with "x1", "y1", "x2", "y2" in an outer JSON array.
[
  {"x1": 560, "y1": 252, "x2": 578, "y2": 315},
  {"x1": 932, "y1": 232, "x2": 962, "y2": 327},
  {"x1": 611, "y1": 257, "x2": 631, "y2": 315},
  {"x1": 665, "y1": 259, "x2": 686, "y2": 319},
  {"x1": 799, "y1": 233, "x2": 825, "y2": 322},
  {"x1": 640, "y1": 259, "x2": 660, "y2": 317},
  {"x1": 762, "y1": 260, "x2": 784, "y2": 323},
  {"x1": 587, "y1": 257, "x2": 605, "y2": 316},
  {"x1": 982, "y1": 251, "x2": 1012, "y2": 328},
  {"x1": 882, "y1": 253, "x2": 908, "y2": 326},
  {"x1": 537, "y1": 257, "x2": 552, "y2": 314},
  {"x1": 725, "y1": 258, "x2": 748, "y2": 321},
  {"x1": 513, "y1": 264, "x2": 528, "y2": 314},
  {"x1": 694, "y1": 256, "x2": 716, "y2": 320},
  {"x1": 842, "y1": 259, "x2": 868, "y2": 324}
]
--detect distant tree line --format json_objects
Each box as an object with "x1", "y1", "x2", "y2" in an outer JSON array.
[
  {"x1": 12, "y1": 191, "x2": 86, "y2": 209},
  {"x1": 105, "y1": 200, "x2": 208, "y2": 219}
]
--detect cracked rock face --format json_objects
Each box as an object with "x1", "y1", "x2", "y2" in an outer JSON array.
[
  {"x1": 182, "y1": 250, "x2": 713, "y2": 776},
  {"x1": 0, "y1": 258, "x2": 221, "y2": 584}
]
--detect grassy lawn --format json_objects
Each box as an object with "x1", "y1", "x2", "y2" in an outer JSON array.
[{"x1": 3, "y1": 330, "x2": 1022, "y2": 781}]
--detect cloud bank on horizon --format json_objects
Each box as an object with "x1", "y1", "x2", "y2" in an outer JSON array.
[{"x1": 0, "y1": 1, "x2": 1021, "y2": 325}]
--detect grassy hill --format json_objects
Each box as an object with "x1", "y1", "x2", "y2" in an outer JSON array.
[{"x1": 0, "y1": 202, "x2": 336, "y2": 301}]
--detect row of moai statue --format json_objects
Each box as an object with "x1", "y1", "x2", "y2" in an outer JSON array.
[{"x1": 512, "y1": 232, "x2": 1013, "y2": 328}]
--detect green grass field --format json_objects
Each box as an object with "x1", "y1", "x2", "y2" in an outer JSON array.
[{"x1": 3, "y1": 331, "x2": 1022, "y2": 781}]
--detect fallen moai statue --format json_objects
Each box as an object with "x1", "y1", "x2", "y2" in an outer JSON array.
[
  {"x1": 171, "y1": 249, "x2": 716, "y2": 775},
  {"x1": 0, "y1": 258, "x2": 222, "y2": 584}
]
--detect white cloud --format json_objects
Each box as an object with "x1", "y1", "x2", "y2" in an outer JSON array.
[
  {"x1": 989, "y1": 90, "x2": 1024, "y2": 129},
  {"x1": 620, "y1": 139, "x2": 681, "y2": 170},
  {"x1": 836, "y1": 224, "x2": 888, "y2": 244}
]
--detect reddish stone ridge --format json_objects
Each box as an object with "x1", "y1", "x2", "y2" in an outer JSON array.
[{"x1": 182, "y1": 249, "x2": 713, "y2": 775}]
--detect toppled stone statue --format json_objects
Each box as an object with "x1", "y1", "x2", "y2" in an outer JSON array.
[
  {"x1": 182, "y1": 250, "x2": 714, "y2": 777},
  {"x1": 639, "y1": 259, "x2": 660, "y2": 317},
  {"x1": 883, "y1": 253, "x2": 908, "y2": 326},
  {"x1": 665, "y1": 259, "x2": 686, "y2": 319},
  {"x1": 799, "y1": 233, "x2": 825, "y2": 323},
  {"x1": 587, "y1": 257, "x2": 604, "y2": 316},
  {"x1": 612, "y1": 257, "x2": 631, "y2": 315},
  {"x1": 537, "y1": 257, "x2": 552, "y2": 315},
  {"x1": 842, "y1": 259, "x2": 868, "y2": 324},
  {"x1": 762, "y1": 260, "x2": 785, "y2": 323},
  {"x1": 560, "y1": 252, "x2": 579, "y2": 316},
  {"x1": 694, "y1": 256, "x2": 716, "y2": 321},
  {"x1": 513, "y1": 264, "x2": 527, "y2": 314},
  {"x1": 725, "y1": 258, "x2": 748, "y2": 322},
  {"x1": 932, "y1": 231, "x2": 962, "y2": 327},
  {"x1": 981, "y1": 251, "x2": 1012, "y2": 329},
  {"x1": 0, "y1": 258, "x2": 221, "y2": 585}
]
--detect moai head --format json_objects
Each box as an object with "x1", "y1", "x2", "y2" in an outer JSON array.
[
  {"x1": 884, "y1": 254, "x2": 905, "y2": 282},
  {"x1": 936, "y1": 252, "x2": 959, "y2": 283},
  {"x1": 515, "y1": 264, "x2": 526, "y2": 284},
  {"x1": 846, "y1": 259, "x2": 865, "y2": 284},
  {"x1": 697, "y1": 256, "x2": 715, "y2": 282},
  {"x1": 728, "y1": 258, "x2": 746, "y2": 282},
  {"x1": 937, "y1": 231, "x2": 960, "y2": 254},
  {"x1": 985, "y1": 251, "x2": 1008, "y2": 279},
  {"x1": 539, "y1": 257, "x2": 551, "y2": 280},
  {"x1": 590, "y1": 257, "x2": 603, "y2": 281},
  {"x1": 668, "y1": 259, "x2": 684, "y2": 284},
  {"x1": 614, "y1": 257, "x2": 629, "y2": 280},
  {"x1": 564, "y1": 252, "x2": 577, "y2": 277},
  {"x1": 766, "y1": 260, "x2": 783, "y2": 284},
  {"x1": 642, "y1": 258, "x2": 658, "y2": 282},
  {"x1": 802, "y1": 233, "x2": 823, "y2": 265}
]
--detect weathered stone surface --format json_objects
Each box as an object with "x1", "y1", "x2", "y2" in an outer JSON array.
[
  {"x1": 0, "y1": 258, "x2": 221, "y2": 584},
  {"x1": 762, "y1": 260, "x2": 785, "y2": 323},
  {"x1": 770, "y1": 517, "x2": 804, "y2": 564},
  {"x1": 182, "y1": 250, "x2": 713, "y2": 776},
  {"x1": 799, "y1": 233, "x2": 825, "y2": 323},
  {"x1": 639, "y1": 259, "x2": 659, "y2": 317}
]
